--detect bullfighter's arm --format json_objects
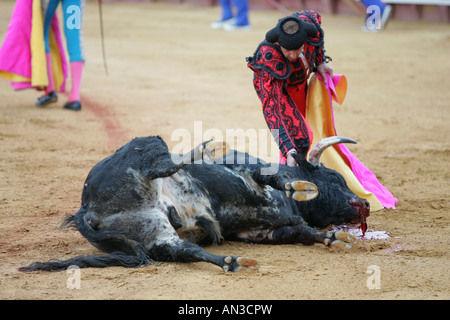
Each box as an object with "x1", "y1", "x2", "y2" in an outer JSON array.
[{"x1": 253, "y1": 70, "x2": 299, "y2": 157}]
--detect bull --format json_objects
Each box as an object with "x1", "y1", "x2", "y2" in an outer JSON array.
[{"x1": 20, "y1": 135, "x2": 370, "y2": 272}]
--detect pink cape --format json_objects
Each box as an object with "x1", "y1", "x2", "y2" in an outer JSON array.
[
  {"x1": 0, "y1": 0, "x2": 67, "y2": 91},
  {"x1": 306, "y1": 73, "x2": 397, "y2": 210}
]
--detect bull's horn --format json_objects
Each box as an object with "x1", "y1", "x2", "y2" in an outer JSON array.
[{"x1": 308, "y1": 136, "x2": 357, "y2": 166}]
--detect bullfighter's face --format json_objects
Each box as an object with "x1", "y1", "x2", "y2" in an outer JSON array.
[{"x1": 280, "y1": 45, "x2": 304, "y2": 62}]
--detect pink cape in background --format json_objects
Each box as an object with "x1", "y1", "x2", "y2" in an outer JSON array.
[{"x1": 0, "y1": 0, "x2": 67, "y2": 91}]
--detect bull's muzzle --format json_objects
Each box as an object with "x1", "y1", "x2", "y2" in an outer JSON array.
[{"x1": 348, "y1": 199, "x2": 370, "y2": 235}]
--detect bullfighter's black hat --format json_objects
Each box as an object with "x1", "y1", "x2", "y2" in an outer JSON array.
[{"x1": 265, "y1": 15, "x2": 318, "y2": 50}]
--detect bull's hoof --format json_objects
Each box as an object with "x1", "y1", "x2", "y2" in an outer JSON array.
[
  {"x1": 324, "y1": 231, "x2": 358, "y2": 250},
  {"x1": 204, "y1": 140, "x2": 229, "y2": 160},
  {"x1": 334, "y1": 230, "x2": 358, "y2": 245},
  {"x1": 330, "y1": 240, "x2": 352, "y2": 250},
  {"x1": 222, "y1": 256, "x2": 259, "y2": 272},
  {"x1": 285, "y1": 180, "x2": 318, "y2": 201}
]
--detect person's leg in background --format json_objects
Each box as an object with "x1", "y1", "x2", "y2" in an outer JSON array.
[
  {"x1": 360, "y1": 0, "x2": 386, "y2": 11},
  {"x1": 211, "y1": 0, "x2": 234, "y2": 29},
  {"x1": 62, "y1": 0, "x2": 86, "y2": 111},
  {"x1": 223, "y1": 0, "x2": 250, "y2": 31},
  {"x1": 36, "y1": 0, "x2": 60, "y2": 106}
]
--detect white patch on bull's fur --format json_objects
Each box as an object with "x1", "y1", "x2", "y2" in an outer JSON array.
[
  {"x1": 94, "y1": 168, "x2": 191, "y2": 249},
  {"x1": 222, "y1": 166, "x2": 261, "y2": 192},
  {"x1": 235, "y1": 228, "x2": 273, "y2": 242},
  {"x1": 97, "y1": 204, "x2": 180, "y2": 251},
  {"x1": 126, "y1": 167, "x2": 163, "y2": 205},
  {"x1": 221, "y1": 166, "x2": 279, "y2": 206},
  {"x1": 161, "y1": 171, "x2": 222, "y2": 240}
]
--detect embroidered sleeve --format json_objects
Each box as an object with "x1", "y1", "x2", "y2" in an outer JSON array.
[
  {"x1": 246, "y1": 41, "x2": 290, "y2": 80},
  {"x1": 251, "y1": 69, "x2": 297, "y2": 156}
]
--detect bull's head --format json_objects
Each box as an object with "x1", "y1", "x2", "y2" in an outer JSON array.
[{"x1": 293, "y1": 137, "x2": 370, "y2": 233}]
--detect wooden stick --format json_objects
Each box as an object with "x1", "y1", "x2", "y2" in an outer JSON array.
[{"x1": 98, "y1": 0, "x2": 109, "y2": 76}]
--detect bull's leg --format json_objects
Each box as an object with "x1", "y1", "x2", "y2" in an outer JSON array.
[
  {"x1": 107, "y1": 209, "x2": 258, "y2": 272},
  {"x1": 147, "y1": 140, "x2": 229, "y2": 180},
  {"x1": 284, "y1": 180, "x2": 318, "y2": 201},
  {"x1": 171, "y1": 140, "x2": 229, "y2": 166},
  {"x1": 236, "y1": 225, "x2": 357, "y2": 249},
  {"x1": 243, "y1": 167, "x2": 319, "y2": 201},
  {"x1": 148, "y1": 238, "x2": 258, "y2": 272}
]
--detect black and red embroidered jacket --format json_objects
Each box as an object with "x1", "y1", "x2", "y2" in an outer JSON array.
[{"x1": 247, "y1": 10, "x2": 329, "y2": 158}]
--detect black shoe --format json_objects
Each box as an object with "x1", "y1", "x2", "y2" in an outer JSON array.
[
  {"x1": 36, "y1": 91, "x2": 58, "y2": 106},
  {"x1": 63, "y1": 100, "x2": 82, "y2": 111}
]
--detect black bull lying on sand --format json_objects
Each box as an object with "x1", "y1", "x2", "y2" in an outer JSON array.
[{"x1": 20, "y1": 135, "x2": 370, "y2": 272}]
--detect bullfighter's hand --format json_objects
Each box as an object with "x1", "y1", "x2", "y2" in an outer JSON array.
[
  {"x1": 286, "y1": 153, "x2": 298, "y2": 167},
  {"x1": 317, "y1": 62, "x2": 333, "y2": 83}
]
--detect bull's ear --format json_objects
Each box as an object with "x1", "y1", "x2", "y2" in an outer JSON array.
[
  {"x1": 292, "y1": 153, "x2": 315, "y2": 169},
  {"x1": 171, "y1": 139, "x2": 230, "y2": 166}
]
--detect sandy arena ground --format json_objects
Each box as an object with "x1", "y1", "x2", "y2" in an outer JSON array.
[{"x1": 0, "y1": 1, "x2": 449, "y2": 300}]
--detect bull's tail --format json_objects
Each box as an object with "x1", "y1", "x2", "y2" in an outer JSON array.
[
  {"x1": 18, "y1": 251, "x2": 149, "y2": 271},
  {"x1": 19, "y1": 209, "x2": 151, "y2": 272}
]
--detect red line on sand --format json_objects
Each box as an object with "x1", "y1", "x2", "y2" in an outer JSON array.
[{"x1": 80, "y1": 95, "x2": 129, "y2": 150}]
